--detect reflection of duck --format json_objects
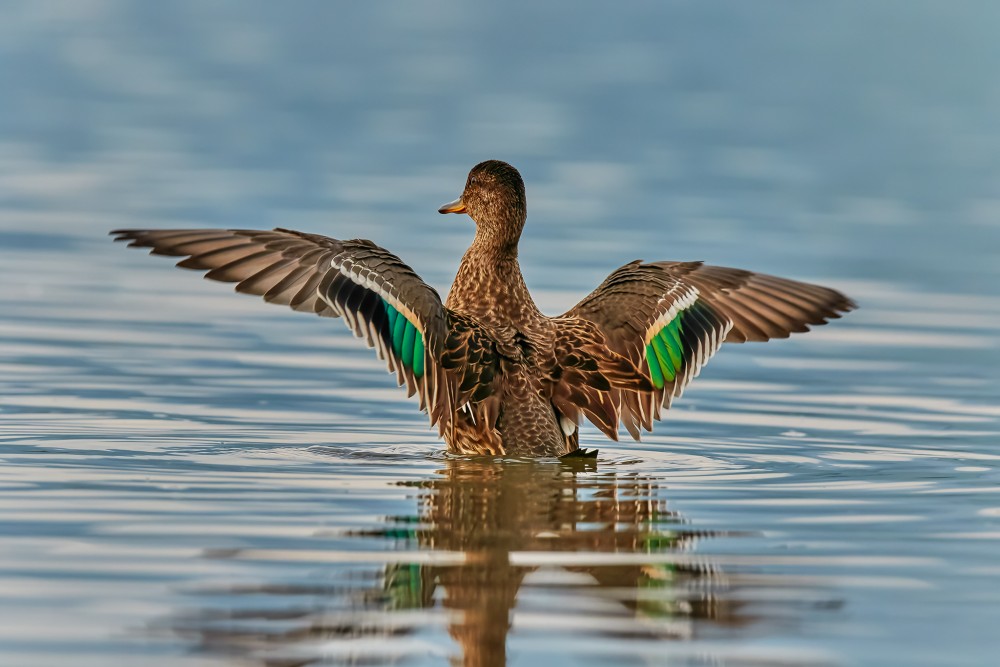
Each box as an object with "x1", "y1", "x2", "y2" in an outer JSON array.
[
  {"x1": 114, "y1": 160, "x2": 854, "y2": 456},
  {"x1": 376, "y1": 459, "x2": 735, "y2": 667},
  {"x1": 173, "y1": 459, "x2": 766, "y2": 666}
]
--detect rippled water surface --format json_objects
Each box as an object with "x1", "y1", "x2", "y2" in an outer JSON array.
[{"x1": 3, "y1": 3, "x2": 1000, "y2": 666}]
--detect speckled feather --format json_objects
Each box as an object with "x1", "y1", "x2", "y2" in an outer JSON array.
[{"x1": 112, "y1": 160, "x2": 855, "y2": 456}]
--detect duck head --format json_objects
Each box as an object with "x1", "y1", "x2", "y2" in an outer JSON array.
[{"x1": 439, "y1": 160, "x2": 527, "y2": 250}]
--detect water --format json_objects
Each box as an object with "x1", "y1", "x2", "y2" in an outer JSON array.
[{"x1": 2, "y1": 2, "x2": 1000, "y2": 665}]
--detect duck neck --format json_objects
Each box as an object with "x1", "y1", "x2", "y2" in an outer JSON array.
[{"x1": 447, "y1": 232, "x2": 541, "y2": 327}]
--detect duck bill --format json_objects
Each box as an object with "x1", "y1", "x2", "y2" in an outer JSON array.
[{"x1": 438, "y1": 197, "x2": 467, "y2": 214}]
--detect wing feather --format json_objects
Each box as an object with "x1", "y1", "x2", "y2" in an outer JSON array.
[
  {"x1": 564, "y1": 259, "x2": 854, "y2": 439},
  {"x1": 111, "y1": 228, "x2": 499, "y2": 433}
]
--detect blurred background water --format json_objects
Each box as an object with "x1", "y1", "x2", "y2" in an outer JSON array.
[{"x1": 2, "y1": 2, "x2": 999, "y2": 665}]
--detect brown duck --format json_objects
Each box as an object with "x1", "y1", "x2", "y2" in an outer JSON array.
[{"x1": 113, "y1": 160, "x2": 854, "y2": 457}]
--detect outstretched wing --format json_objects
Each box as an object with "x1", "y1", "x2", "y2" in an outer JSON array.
[
  {"x1": 111, "y1": 228, "x2": 496, "y2": 432},
  {"x1": 650, "y1": 262, "x2": 857, "y2": 343},
  {"x1": 564, "y1": 260, "x2": 855, "y2": 439}
]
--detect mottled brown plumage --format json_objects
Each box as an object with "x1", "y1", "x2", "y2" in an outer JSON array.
[{"x1": 112, "y1": 160, "x2": 855, "y2": 456}]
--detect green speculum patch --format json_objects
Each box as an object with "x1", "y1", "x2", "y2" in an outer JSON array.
[
  {"x1": 382, "y1": 298, "x2": 425, "y2": 377},
  {"x1": 645, "y1": 315, "x2": 685, "y2": 389}
]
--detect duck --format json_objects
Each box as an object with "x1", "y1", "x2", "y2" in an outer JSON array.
[{"x1": 112, "y1": 159, "x2": 855, "y2": 457}]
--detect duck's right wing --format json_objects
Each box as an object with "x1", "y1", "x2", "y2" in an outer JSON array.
[
  {"x1": 112, "y1": 228, "x2": 499, "y2": 431},
  {"x1": 564, "y1": 260, "x2": 855, "y2": 438}
]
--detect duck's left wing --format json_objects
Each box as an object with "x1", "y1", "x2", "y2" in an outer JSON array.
[
  {"x1": 563, "y1": 260, "x2": 855, "y2": 439},
  {"x1": 112, "y1": 228, "x2": 464, "y2": 428}
]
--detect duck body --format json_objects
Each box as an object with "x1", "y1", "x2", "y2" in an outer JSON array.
[
  {"x1": 113, "y1": 160, "x2": 855, "y2": 457},
  {"x1": 444, "y1": 242, "x2": 568, "y2": 455}
]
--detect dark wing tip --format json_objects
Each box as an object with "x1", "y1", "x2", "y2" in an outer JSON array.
[
  {"x1": 109, "y1": 228, "x2": 186, "y2": 251},
  {"x1": 110, "y1": 229, "x2": 139, "y2": 242},
  {"x1": 839, "y1": 294, "x2": 859, "y2": 313},
  {"x1": 811, "y1": 287, "x2": 858, "y2": 322},
  {"x1": 110, "y1": 229, "x2": 162, "y2": 252}
]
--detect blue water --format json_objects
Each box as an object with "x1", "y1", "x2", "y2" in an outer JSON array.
[{"x1": 2, "y1": 3, "x2": 999, "y2": 666}]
